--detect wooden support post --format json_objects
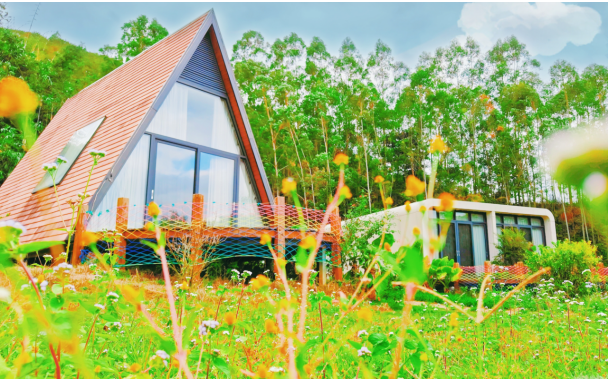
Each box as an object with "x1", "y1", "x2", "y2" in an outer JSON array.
[
  {"x1": 331, "y1": 206, "x2": 343, "y2": 281},
  {"x1": 191, "y1": 194, "x2": 204, "y2": 281},
  {"x1": 116, "y1": 198, "x2": 129, "y2": 267},
  {"x1": 453, "y1": 262, "x2": 461, "y2": 293},
  {"x1": 274, "y1": 197, "x2": 286, "y2": 276},
  {"x1": 71, "y1": 203, "x2": 88, "y2": 266}
]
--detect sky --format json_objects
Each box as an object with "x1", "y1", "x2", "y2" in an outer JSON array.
[{"x1": 4, "y1": 2, "x2": 608, "y2": 80}]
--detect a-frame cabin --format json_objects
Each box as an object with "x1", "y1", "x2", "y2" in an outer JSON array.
[{"x1": 0, "y1": 10, "x2": 342, "y2": 280}]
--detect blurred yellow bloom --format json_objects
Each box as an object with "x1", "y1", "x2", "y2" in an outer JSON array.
[
  {"x1": 449, "y1": 312, "x2": 459, "y2": 328},
  {"x1": 405, "y1": 201, "x2": 411, "y2": 212},
  {"x1": 357, "y1": 307, "x2": 373, "y2": 322},
  {"x1": 181, "y1": 282, "x2": 189, "y2": 290},
  {"x1": 405, "y1": 175, "x2": 425, "y2": 197},
  {"x1": 430, "y1": 135, "x2": 447, "y2": 154},
  {"x1": 339, "y1": 185, "x2": 352, "y2": 199},
  {"x1": 81, "y1": 231, "x2": 99, "y2": 247},
  {"x1": 281, "y1": 178, "x2": 297, "y2": 194},
  {"x1": 128, "y1": 363, "x2": 142, "y2": 372},
  {"x1": 438, "y1": 192, "x2": 455, "y2": 212},
  {"x1": 384, "y1": 242, "x2": 391, "y2": 252},
  {"x1": 420, "y1": 352, "x2": 428, "y2": 361},
  {"x1": 94, "y1": 365, "x2": 101, "y2": 373},
  {"x1": 303, "y1": 364, "x2": 313, "y2": 375},
  {"x1": 256, "y1": 364, "x2": 271, "y2": 379},
  {"x1": 419, "y1": 205, "x2": 427, "y2": 212},
  {"x1": 265, "y1": 319, "x2": 279, "y2": 334},
  {"x1": 277, "y1": 258, "x2": 287, "y2": 268},
  {"x1": 144, "y1": 222, "x2": 155, "y2": 231},
  {"x1": 384, "y1": 197, "x2": 393, "y2": 206},
  {"x1": 374, "y1": 175, "x2": 384, "y2": 184},
  {"x1": 37, "y1": 274, "x2": 44, "y2": 284},
  {"x1": 13, "y1": 351, "x2": 32, "y2": 368},
  {"x1": 333, "y1": 153, "x2": 349, "y2": 166},
  {"x1": 299, "y1": 235, "x2": 317, "y2": 250},
  {"x1": 225, "y1": 311, "x2": 237, "y2": 325},
  {"x1": 170, "y1": 357, "x2": 180, "y2": 367},
  {"x1": 0, "y1": 76, "x2": 38, "y2": 118},
  {"x1": 260, "y1": 233, "x2": 272, "y2": 245},
  {"x1": 251, "y1": 275, "x2": 270, "y2": 291},
  {"x1": 413, "y1": 227, "x2": 421, "y2": 236},
  {"x1": 148, "y1": 202, "x2": 161, "y2": 218}
]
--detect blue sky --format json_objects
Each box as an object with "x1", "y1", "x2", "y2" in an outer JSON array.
[{"x1": 4, "y1": 2, "x2": 608, "y2": 80}]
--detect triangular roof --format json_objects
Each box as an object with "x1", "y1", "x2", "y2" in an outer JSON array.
[{"x1": 0, "y1": 10, "x2": 273, "y2": 243}]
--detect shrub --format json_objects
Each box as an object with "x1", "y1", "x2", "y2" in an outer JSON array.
[
  {"x1": 494, "y1": 228, "x2": 531, "y2": 265},
  {"x1": 525, "y1": 240, "x2": 601, "y2": 294}
]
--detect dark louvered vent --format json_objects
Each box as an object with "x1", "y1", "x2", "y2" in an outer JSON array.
[{"x1": 179, "y1": 33, "x2": 226, "y2": 96}]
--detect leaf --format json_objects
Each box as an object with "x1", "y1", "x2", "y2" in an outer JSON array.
[
  {"x1": 139, "y1": 240, "x2": 158, "y2": 252},
  {"x1": 372, "y1": 233, "x2": 395, "y2": 248},
  {"x1": 212, "y1": 357, "x2": 230, "y2": 378},
  {"x1": 347, "y1": 339, "x2": 362, "y2": 350},
  {"x1": 0, "y1": 355, "x2": 10, "y2": 378},
  {"x1": 409, "y1": 353, "x2": 421, "y2": 375},
  {"x1": 382, "y1": 241, "x2": 427, "y2": 285},
  {"x1": 159, "y1": 337, "x2": 177, "y2": 355},
  {"x1": 50, "y1": 296, "x2": 65, "y2": 310},
  {"x1": 51, "y1": 284, "x2": 63, "y2": 295},
  {"x1": 368, "y1": 333, "x2": 387, "y2": 346},
  {"x1": 17, "y1": 241, "x2": 64, "y2": 255}
]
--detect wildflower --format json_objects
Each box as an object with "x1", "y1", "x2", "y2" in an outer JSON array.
[
  {"x1": 0, "y1": 219, "x2": 26, "y2": 236},
  {"x1": 225, "y1": 311, "x2": 237, "y2": 326},
  {"x1": 260, "y1": 233, "x2": 272, "y2": 245},
  {"x1": 40, "y1": 281, "x2": 48, "y2": 292},
  {"x1": 0, "y1": 288, "x2": 11, "y2": 303},
  {"x1": 148, "y1": 202, "x2": 161, "y2": 218},
  {"x1": 413, "y1": 227, "x2": 421, "y2": 236},
  {"x1": 497, "y1": 126, "x2": 504, "y2": 132},
  {"x1": 81, "y1": 231, "x2": 99, "y2": 247},
  {"x1": 299, "y1": 235, "x2": 317, "y2": 250},
  {"x1": 405, "y1": 175, "x2": 425, "y2": 197},
  {"x1": 222, "y1": 331, "x2": 230, "y2": 335},
  {"x1": 357, "y1": 308, "x2": 373, "y2": 322},
  {"x1": 265, "y1": 319, "x2": 279, "y2": 334},
  {"x1": 405, "y1": 201, "x2": 411, "y2": 212},
  {"x1": 251, "y1": 275, "x2": 270, "y2": 291},
  {"x1": 333, "y1": 153, "x2": 349, "y2": 166},
  {"x1": 43, "y1": 162, "x2": 58, "y2": 172},
  {"x1": 438, "y1": 192, "x2": 455, "y2": 212},
  {"x1": 384, "y1": 197, "x2": 394, "y2": 206},
  {"x1": 94, "y1": 365, "x2": 101, "y2": 373},
  {"x1": 88, "y1": 149, "x2": 107, "y2": 158},
  {"x1": 374, "y1": 175, "x2": 384, "y2": 183},
  {"x1": 303, "y1": 364, "x2": 313, "y2": 375},
  {"x1": 339, "y1": 185, "x2": 353, "y2": 199},
  {"x1": 281, "y1": 178, "x2": 297, "y2": 194},
  {"x1": 269, "y1": 366, "x2": 284, "y2": 373},
  {"x1": 155, "y1": 350, "x2": 170, "y2": 360},
  {"x1": 419, "y1": 205, "x2": 427, "y2": 213},
  {"x1": 128, "y1": 363, "x2": 141, "y2": 372},
  {"x1": 357, "y1": 330, "x2": 368, "y2": 337},
  {"x1": 430, "y1": 135, "x2": 447, "y2": 154},
  {"x1": 43, "y1": 254, "x2": 52, "y2": 262},
  {"x1": 94, "y1": 304, "x2": 105, "y2": 310},
  {"x1": 420, "y1": 352, "x2": 429, "y2": 361},
  {"x1": 255, "y1": 364, "x2": 270, "y2": 379},
  {"x1": 384, "y1": 242, "x2": 391, "y2": 252},
  {"x1": 449, "y1": 312, "x2": 459, "y2": 328},
  {"x1": 358, "y1": 346, "x2": 372, "y2": 357},
  {"x1": 65, "y1": 284, "x2": 76, "y2": 292},
  {"x1": 235, "y1": 337, "x2": 246, "y2": 343},
  {"x1": 144, "y1": 222, "x2": 155, "y2": 231},
  {"x1": 0, "y1": 76, "x2": 38, "y2": 118},
  {"x1": 56, "y1": 155, "x2": 68, "y2": 165}
]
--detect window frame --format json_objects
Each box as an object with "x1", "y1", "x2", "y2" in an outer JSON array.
[
  {"x1": 496, "y1": 214, "x2": 546, "y2": 246},
  {"x1": 436, "y1": 211, "x2": 490, "y2": 265}
]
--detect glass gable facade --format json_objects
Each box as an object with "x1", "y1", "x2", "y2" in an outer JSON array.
[
  {"x1": 496, "y1": 214, "x2": 545, "y2": 247},
  {"x1": 434, "y1": 211, "x2": 489, "y2": 266}
]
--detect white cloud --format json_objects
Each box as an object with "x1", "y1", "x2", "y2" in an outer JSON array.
[{"x1": 457, "y1": 2, "x2": 602, "y2": 57}]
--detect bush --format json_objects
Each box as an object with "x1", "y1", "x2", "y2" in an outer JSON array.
[
  {"x1": 494, "y1": 228, "x2": 532, "y2": 265},
  {"x1": 525, "y1": 240, "x2": 601, "y2": 294}
]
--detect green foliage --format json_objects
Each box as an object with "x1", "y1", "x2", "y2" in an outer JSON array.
[
  {"x1": 525, "y1": 239, "x2": 601, "y2": 294},
  {"x1": 102, "y1": 15, "x2": 168, "y2": 61},
  {"x1": 426, "y1": 256, "x2": 462, "y2": 291},
  {"x1": 494, "y1": 228, "x2": 532, "y2": 265}
]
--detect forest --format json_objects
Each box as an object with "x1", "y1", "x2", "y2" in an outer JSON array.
[{"x1": 0, "y1": 10, "x2": 606, "y2": 250}]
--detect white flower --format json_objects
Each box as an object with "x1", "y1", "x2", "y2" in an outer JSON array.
[
  {"x1": 389, "y1": 332, "x2": 394, "y2": 336},
  {"x1": 222, "y1": 331, "x2": 230, "y2": 335},
  {"x1": 207, "y1": 286, "x2": 213, "y2": 289},
  {"x1": 43, "y1": 254, "x2": 52, "y2": 261},
  {"x1": 65, "y1": 284, "x2": 76, "y2": 292},
  {"x1": 113, "y1": 322, "x2": 122, "y2": 328},
  {"x1": 269, "y1": 366, "x2": 284, "y2": 373},
  {"x1": 94, "y1": 304, "x2": 105, "y2": 310},
  {"x1": 242, "y1": 270, "x2": 252, "y2": 276},
  {"x1": 107, "y1": 292, "x2": 119, "y2": 299},
  {"x1": 56, "y1": 155, "x2": 68, "y2": 164},
  {"x1": 358, "y1": 346, "x2": 372, "y2": 357},
  {"x1": 0, "y1": 220, "x2": 26, "y2": 234},
  {"x1": 199, "y1": 320, "x2": 220, "y2": 336},
  {"x1": 42, "y1": 162, "x2": 58, "y2": 171},
  {"x1": 357, "y1": 330, "x2": 368, "y2": 337},
  {"x1": 40, "y1": 281, "x2": 48, "y2": 292},
  {"x1": 155, "y1": 350, "x2": 170, "y2": 360},
  {"x1": 21, "y1": 284, "x2": 30, "y2": 290},
  {"x1": 0, "y1": 287, "x2": 11, "y2": 303},
  {"x1": 53, "y1": 262, "x2": 73, "y2": 272},
  {"x1": 88, "y1": 149, "x2": 107, "y2": 157},
  {"x1": 235, "y1": 337, "x2": 246, "y2": 343}
]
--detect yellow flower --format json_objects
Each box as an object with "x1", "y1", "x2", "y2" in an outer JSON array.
[
  {"x1": 81, "y1": 231, "x2": 99, "y2": 247},
  {"x1": 128, "y1": 363, "x2": 142, "y2": 372},
  {"x1": 260, "y1": 233, "x2": 272, "y2": 245},
  {"x1": 94, "y1": 365, "x2": 101, "y2": 373},
  {"x1": 13, "y1": 351, "x2": 32, "y2": 368},
  {"x1": 225, "y1": 311, "x2": 237, "y2": 326},
  {"x1": 374, "y1": 175, "x2": 384, "y2": 184},
  {"x1": 333, "y1": 153, "x2": 349, "y2": 166},
  {"x1": 265, "y1": 319, "x2": 279, "y2": 334},
  {"x1": 383, "y1": 242, "x2": 391, "y2": 252},
  {"x1": 251, "y1": 275, "x2": 270, "y2": 291},
  {"x1": 339, "y1": 185, "x2": 353, "y2": 199},
  {"x1": 256, "y1": 364, "x2": 272, "y2": 379},
  {"x1": 276, "y1": 258, "x2": 287, "y2": 268},
  {"x1": 148, "y1": 202, "x2": 161, "y2": 218},
  {"x1": 181, "y1": 282, "x2": 190, "y2": 290},
  {"x1": 299, "y1": 235, "x2": 317, "y2": 250},
  {"x1": 281, "y1": 178, "x2": 297, "y2": 194},
  {"x1": 405, "y1": 201, "x2": 411, "y2": 212},
  {"x1": 303, "y1": 364, "x2": 313, "y2": 375},
  {"x1": 0, "y1": 76, "x2": 38, "y2": 118},
  {"x1": 438, "y1": 192, "x2": 455, "y2": 212},
  {"x1": 384, "y1": 197, "x2": 393, "y2": 206},
  {"x1": 405, "y1": 175, "x2": 425, "y2": 197},
  {"x1": 419, "y1": 205, "x2": 427, "y2": 213},
  {"x1": 144, "y1": 221, "x2": 155, "y2": 231},
  {"x1": 357, "y1": 307, "x2": 373, "y2": 322},
  {"x1": 171, "y1": 357, "x2": 180, "y2": 368},
  {"x1": 449, "y1": 312, "x2": 459, "y2": 328},
  {"x1": 430, "y1": 135, "x2": 447, "y2": 154},
  {"x1": 37, "y1": 274, "x2": 45, "y2": 284},
  {"x1": 413, "y1": 227, "x2": 421, "y2": 236},
  {"x1": 420, "y1": 352, "x2": 429, "y2": 361}
]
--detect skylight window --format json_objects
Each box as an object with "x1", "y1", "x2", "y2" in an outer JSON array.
[{"x1": 33, "y1": 117, "x2": 105, "y2": 193}]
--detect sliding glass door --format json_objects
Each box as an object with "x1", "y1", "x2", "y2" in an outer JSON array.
[{"x1": 438, "y1": 211, "x2": 489, "y2": 266}]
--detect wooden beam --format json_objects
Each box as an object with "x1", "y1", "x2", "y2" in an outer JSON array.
[
  {"x1": 71, "y1": 203, "x2": 88, "y2": 266},
  {"x1": 191, "y1": 193, "x2": 204, "y2": 281},
  {"x1": 116, "y1": 197, "x2": 129, "y2": 267}
]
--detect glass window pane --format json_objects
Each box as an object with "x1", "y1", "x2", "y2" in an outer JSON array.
[
  {"x1": 458, "y1": 224, "x2": 474, "y2": 266},
  {"x1": 517, "y1": 216, "x2": 529, "y2": 225},
  {"x1": 472, "y1": 225, "x2": 488, "y2": 266},
  {"x1": 531, "y1": 218, "x2": 542, "y2": 226},
  {"x1": 153, "y1": 143, "x2": 196, "y2": 222},
  {"x1": 503, "y1": 216, "x2": 515, "y2": 225},
  {"x1": 496, "y1": 215, "x2": 502, "y2": 223},
  {"x1": 147, "y1": 83, "x2": 241, "y2": 154},
  {"x1": 443, "y1": 224, "x2": 457, "y2": 262},
  {"x1": 520, "y1": 227, "x2": 532, "y2": 242},
  {"x1": 199, "y1": 152, "x2": 235, "y2": 227},
  {"x1": 34, "y1": 117, "x2": 104, "y2": 192},
  {"x1": 238, "y1": 160, "x2": 264, "y2": 227},
  {"x1": 439, "y1": 212, "x2": 448, "y2": 220},
  {"x1": 532, "y1": 228, "x2": 544, "y2": 246},
  {"x1": 471, "y1": 213, "x2": 484, "y2": 222},
  {"x1": 497, "y1": 227, "x2": 502, "y2": 236},
  {"x1": 428, "y1": 210, "x2": 438, "y2": 219},
  {"x1": 456, "y1": 212, "x2": 468, "y2": 221}
]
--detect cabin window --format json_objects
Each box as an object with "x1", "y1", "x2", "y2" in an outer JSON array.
[
  {"x1": 33, "y1": 117, "x2": 104, "y2": 193},
  {"x1": 496, "y1": 214, "x2": 545, "y2": 246},
  {"x1": 437, "y1": 211, "x2": 489, "y2": 266}
]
